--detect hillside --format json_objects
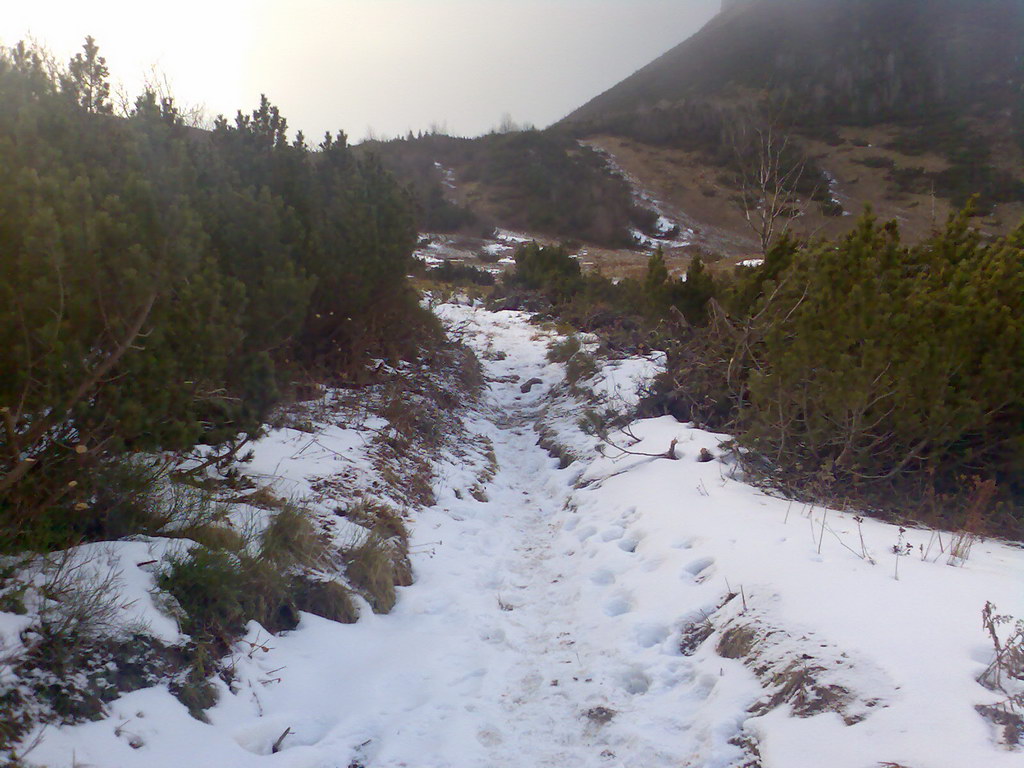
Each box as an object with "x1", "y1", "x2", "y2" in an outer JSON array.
[
  {"x1": 564, "y1": 0, "x2": 1023, "y2": 128},
  {"x1": 559, "y1": 0, "x2": 1024, "y2": 253}
]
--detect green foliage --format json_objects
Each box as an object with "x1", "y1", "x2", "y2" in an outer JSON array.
[
  {"x1": 426, "y1": 261, "x2": 496, "y2": 286},
  {"x1": 636, "y1": 206, "x2": 1024, "y2": 528},
  {"x1": 368, "y1": 130, "x2": 638, "y2": 247},
  {"x1": 160, "y1": 504, "x2": 338, "y2": 644},
  {"x1": 62, "y1": 36, "x2": 112, "y2": 114},
  {"x1": 159, "y1": 548, "x2": 254, "y2": 643},
  {"x1": 727, "y1": 234, "x2": 799, "y2": 317},
  {"x1": 671, "y1": 255, "x2": 717, "y2": 325},
  {"x1": 641, "y1": 249, "x2": 671, "y2": 319},
  {"x1": 506, "y1": 243, "x2": 583, "y2": 300},
  {"x1": 743, "y1": 208, "x2": 1024, "y2": 499},
  {"x1": 0, "y1": 39, "x2": 432, "y2": 542},
  {"x1": 547, "y1": 336, "x2": 583, "y2": 364},
  {"x1": 565, "y1": 350, "x2": 599, "y2": 388}
]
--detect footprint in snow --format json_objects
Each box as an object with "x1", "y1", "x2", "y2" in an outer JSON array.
[
  {"x1": 618, "y1": 532, "x2": 643, "y2": 553},
  {"x1": 477, "y1": 727, "x2": 504, "y2": 746},
  {"x1": 604, "y1": 595, "x2": 633, "y2": 617},
  {"x1": 683, "y1": 557, "x2": 715, "y2": 579},
  {"x1": 232, "y1": 714, "x2": 337, "y2": 755},
  {"x1": 618, "y1": 666, "x2": 652, "y2": 695},
  {"x1": 590, "y1": 568, "x2": 616, "y2": 586},
  {"x1": 633, "y1": 622, "x2": 670, "y2": 648},
  {"x1": 479, "y1": 625, "x2": 507, "y2": 644},
  {"x1": 600, "y1": 525, "x2": 625, "y2": 542}
]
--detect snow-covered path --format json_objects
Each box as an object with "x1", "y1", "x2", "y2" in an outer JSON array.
[
  {"x1": 323, "y1": 307, "x2": 702, "y2": 767},
  {"x1": 221, "y1": 306, "x2": 729, "y2": 768},
  {"x1": 22, "y1": 304, "x2": 1024, "y2": 768}
]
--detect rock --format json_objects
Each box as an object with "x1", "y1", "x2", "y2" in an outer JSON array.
[{"x1": 520, "y1": 377, "x2": 543, "y2": 393}]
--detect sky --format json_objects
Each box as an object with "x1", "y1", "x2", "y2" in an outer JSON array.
[{"x1": 2, "y1": 1, "x2": 720, "y2": 141}]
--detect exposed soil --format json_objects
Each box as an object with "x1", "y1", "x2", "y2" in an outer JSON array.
[{"x1": 583, "y1": 131, "x2": 1023, "y2": 265}]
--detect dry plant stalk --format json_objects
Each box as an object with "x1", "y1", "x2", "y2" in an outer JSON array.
[{"x1": 948, "y1": 478, "x2": 995, "y2": 567}]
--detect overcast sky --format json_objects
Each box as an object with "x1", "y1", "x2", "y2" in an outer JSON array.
[{"x1": 3, "y1": 1, "x2": 719, "y2": 141}]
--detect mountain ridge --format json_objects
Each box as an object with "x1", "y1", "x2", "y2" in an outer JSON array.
[{"x1": 562, "y1": 0, "x2": 1023, "y2": 129}]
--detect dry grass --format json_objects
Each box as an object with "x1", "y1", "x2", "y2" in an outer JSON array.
[
  {"x1": 583, "y1": 131, "x2": 1022, "y2": 270},
  {"x1": 343, "y1": 534, "x2": 403, "y2": 614},
  {"x1": 343, "y1": 500, "x2": 409, "y2": 545},
  {"x1": 293, "y1": 578, "x2": 358, "y2": 624},
  {"x1": 340, "y1": 501, "x2": 413, "y2": 614},
  {"x1": 259, "y1": 504, "x2": 331, "y2": 569},
  {"x1": 174, "y1": 523, "x2": 246, "y2": 553},
  {"x1": 947, "y1": 479, "x2": 996, "y2": 566}
]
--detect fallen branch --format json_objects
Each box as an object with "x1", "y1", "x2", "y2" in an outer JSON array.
[
  {"x1": 271, "y1": 727, "x2": 291, "y2": 754},
  {"x1": 598, "y1": 435, "x2": 678, "y2": 461}
]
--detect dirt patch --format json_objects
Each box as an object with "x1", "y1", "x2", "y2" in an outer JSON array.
[
  {"x1": 584, "y1": 706, "x2": 617, "y2": 725},
  {"x1": 708, "y1": 604, "x2": 894, "y2": 726},
  {"x1": 583, "y1": 129, "x2": 1022, "y2": 267},
  {"x1": 534, "y1": 427, "x2": 577, "y2": 469},
  {"x1": 975, "y1": 704, "x2": 1023, "y2": 749}
]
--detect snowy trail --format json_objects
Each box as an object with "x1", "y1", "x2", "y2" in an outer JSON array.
[
  {"x1": 242, "y1": 307, "x2": 717, "y2": 768},
  {"x1": 22, "y1": 304, "x2": 1024, "y2": 768},
  {"x1": 374, "y1": 309, "x2": 652, "y2": 767},
  {"x1": 368, "y1": 306, "x2": 736, "y2": 768}
]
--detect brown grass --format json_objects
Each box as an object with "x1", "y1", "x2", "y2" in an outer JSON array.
[
  {"x1": 343, "y1": 535, "x2": 403, "y2": 613},
  {"x1": 259, "y1": 504, "x2": 331, "y2": 569},
  {"x1": 583, "y1": 131, "x2": 1022, "y2": 270},
  {"x1": 340, "y1": 501, "x2": 414, "y2": 613},
  {"x1": 293, "y1": 578, "x2": 358, "y2": 624}
]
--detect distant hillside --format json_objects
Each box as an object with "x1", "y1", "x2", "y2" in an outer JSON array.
[
  {"x1": 372, "y1": 0, "x2": 1024, "y2": 257},
  {"x1": 564, "y1": 0, "x2": 1023, "y2": 129},
  {"x1": 362, "y1": 131, "x2": 646, "y2": 248},
  {"x1": 556, "y1": 0, "x2": 1024, "y2": 250}
]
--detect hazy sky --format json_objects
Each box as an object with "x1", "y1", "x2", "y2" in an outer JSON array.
[{"x1": 3, "y1": 1, "x2": 719, "y2": 141}]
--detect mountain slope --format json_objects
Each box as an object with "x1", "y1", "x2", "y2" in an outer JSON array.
[
  {"x1": 556, "y1": 0, "x2": 1024, "y2": 252},
  {"x1": 563, "y1": 0, "x2": 1023, "y2": 128}
]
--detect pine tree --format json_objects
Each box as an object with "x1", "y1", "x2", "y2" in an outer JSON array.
[{"x1": 64, "y1": 36, "x2": 112, "y2": 114}]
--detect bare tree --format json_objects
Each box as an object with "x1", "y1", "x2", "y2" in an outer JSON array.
[{"x1": 730, "y1": 114, "x2": 807, "y2": 255}]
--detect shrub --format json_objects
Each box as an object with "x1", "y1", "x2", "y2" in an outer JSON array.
[
  {"x1": 0, "y1": 40, "x2": 436, "y2": 540},
  {"x1": 343, "y1": 500, "x2": 409, "y2": 544},
  {"x1": 293, "y1": 578, "x2": 358, "y2": 624},
  {"x1": 340, "y1": 501, "x2": 412, "y2": 614},
  {"x1": 565, "y1": 351, "x2": 599, "y2": 387},
  {"x1": 426, "y1": 261, "x2": 496, "y2": 286},
  {"x1": 506, "y1": 243, "x2": 583, "y2": 301},
  {"x1": 158, "y1": 548, "x2": 252, "y2": 643},
  {"x1": 343, "y1": 535, "x2": 403, "y2": 614},
  {"x1": 727, "y1": 208, "x2": 1024, "y2": 527},
  {"x1": 158, "y1": 539, "x2": 308, "y2": 645},
  {"x1": 547, "y1": 336, "x2": 583, "y2": 364},
  {"x1": 259, "y1": 503, "x2": 330, "y2": 569}
]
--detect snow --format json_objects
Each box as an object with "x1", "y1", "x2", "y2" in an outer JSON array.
[
  {"x1": 11, "y1": 302, "x2": 1024, "y2": 767},
  {"x1": 588, "y1": 143, "x2": 693, "y2": 250},
  {"x1": 494, "y1": 229, "x2": 533, "y2": 244}
]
